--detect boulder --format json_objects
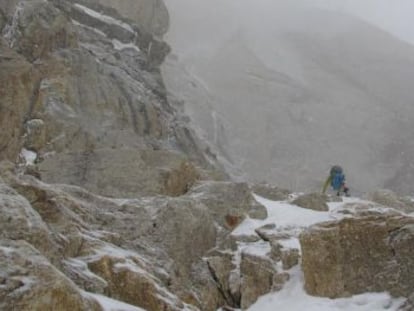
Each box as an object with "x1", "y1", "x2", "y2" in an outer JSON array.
[
  {"x1": 206, "y1": 253, "x2": 239, "y2": 307},
  {"x1": 300, "y1": 214, "x2": 414, "y2": 298},
  {"x1": 291, "y1": 192, "x2": 329, "y2": 211},
  {"x1": 146, "y1": 197, "x2": 217, "y2": 280},
  {"x1": 0, "y1": 178, "x2": 62, "y2": 265},
  {"x1": 255, "y1": 224, "x2": 291, "y2": 243},
  {"x1": 87, "y1": 254, "x2": 188, "y2": 311},
  {"x1": 251, "y1": 183, "x2": 291, "y2": 201},
  {"x1": 3, "y1": 174, "x2": 91, "y2": 259},
  {"x1": 188, "y1": 181, "x2": 267, "y2": 230},
  {"x1": 281, "y1": 249, "x2": 300, "y2": 270},
  {"x1": 182, "y1": 260, "x2": 225, "y2": 311},
  {"x1": 0, "y1": 240, "x2": 100, "y2": 311},
  {"x1": 62, "y1": 258, "x2": 108, "y2": 294},
  {"x1": 240, "y1": 251, "x2": 284, "y2": 309},
  {"x1": 272, "y1": 272, "x2": 290, "y2": 292}
]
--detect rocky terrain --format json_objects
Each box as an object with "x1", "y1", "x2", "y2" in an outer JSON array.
[{"x1": 1, "y1": 1, "x2": 414, "y2": 311}]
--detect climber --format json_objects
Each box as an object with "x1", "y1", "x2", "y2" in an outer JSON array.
[{"x1": 322, "y1": 165, "x2": 350, "y2": 196}]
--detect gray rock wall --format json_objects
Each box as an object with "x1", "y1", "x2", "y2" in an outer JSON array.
[{"x1": 0, "y1": 0, "x2": 224, "y2": 198}]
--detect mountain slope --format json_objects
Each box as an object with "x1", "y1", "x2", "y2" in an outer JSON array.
[{"x1": 162, "y1": 3, "x2": 414, "y2": 195}]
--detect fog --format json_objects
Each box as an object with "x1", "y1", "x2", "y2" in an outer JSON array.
[
  {"x1": 162, "y1": 0, "x2": 414, "y2": 195},
  {"x1": 313, "y1": 0, "x2": 414, "y2": 45},
  {"x1": 164, "y1": 0, "x2": 414, "y2": 49}
]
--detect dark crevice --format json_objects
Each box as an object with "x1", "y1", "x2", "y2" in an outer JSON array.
[
  {"x1": 255, "y1": 230, "x2": 270, "y2": 242},
  {"x1": 24, "y1": 78, "x2": 42, "y2": 124},
  {"x1": 111, "y1": 75, "x2": 139, "y2": 134},
  {"x1": 138, "y1": 102, "x2": 151, "y2": 135},
  {"x1": 206, "y1": 260, "x2": 239, "y2": 308}
]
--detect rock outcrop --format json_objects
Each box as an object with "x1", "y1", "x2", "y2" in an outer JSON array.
[
  {"x1": 239, "y1": 252, "x2": 277, "y2": 309},
  {"x1": 0, "y1": 240, "x2": 101, "y2": 311},
  {"x1": 0, "y1": 0, "x2": 224, "y2": 198},
  {"x1": 251, "y1": 183, "x2": 291, "y2": 201},
  {"x1": 291, "y1": 193, "x2": 329, "y2": 211},
  {"x1": 93, "y1": 0, "x2": 170, "y2": 36},
  {"x1": 0, "y1": 161, "x2": 270, "y2": 310},
  {"x1": 300, "y1": 212, "x2": 414, "y2": 298},
  {"x1": 0, "y1": 39, "x2": 35, "y2": 162},
  {"x1": 188, "y1": 181, "x2": 267, "y2": 230}
]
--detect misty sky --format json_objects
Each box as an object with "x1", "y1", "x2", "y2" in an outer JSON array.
[
  {"x1": 312, "y1": 0, "x2": 414, "y2": 44},
  {"x1": 164, "y1": 0, "x2": 414, "y2": 47}
]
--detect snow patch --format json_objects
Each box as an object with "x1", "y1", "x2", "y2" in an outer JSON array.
[
  {"x1": 278, "y1": 237, "x2": 301, "y2": 250},
  {"x1": 0, "y1": 246, "x2": 16, "y2": 256},
  {"x1": 112, "y1": 39, "x2": 140, "y2": 52},
  {"x1": 73, "y1": 4, "x2": 134, "y2": 33},
  {"x1": 83, "y1": 291, "x2": 146, "y2": 311},
  {"x1": 11, "y1": 276, "x2": 37, "y2": 294},
  {"x1": 20, "y1": 148, "x2": 37, "y2": 165},
  {"x1": 232, "y1": 195, "x2": 335, "y2": 238},
  {"x1": 71, "y1": 19, "x2": 107, "y2": 37},
  {"x1": 64, "y1": 258, "x2": 107, "y2": 283},
  {"x1": 113, "y1": 260, "x2": 147, "y2": 275},
  {"x1": 240, "y1": 240, "x2": 271, "y2": 257}
]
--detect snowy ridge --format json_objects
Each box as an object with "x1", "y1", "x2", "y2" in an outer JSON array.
[{"x1": 227, "y1": 194, "x2": 407, "y2": 311}]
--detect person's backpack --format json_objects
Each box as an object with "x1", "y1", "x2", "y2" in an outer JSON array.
[{"x1": 330, "y1": 165, "x2": 345, "y2": 190}]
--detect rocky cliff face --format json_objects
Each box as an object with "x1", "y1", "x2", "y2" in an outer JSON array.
[
  {"x1": 0, "y1": 1, "x2": 268, "y2": 310},
  {"x1": 1, "y1": 1, "x2": 414, "y2": 311},
  {"x1": 0, "y1": 0, "x2": 226, "y2": 198}
]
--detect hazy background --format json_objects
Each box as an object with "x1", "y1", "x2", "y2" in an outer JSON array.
[
  {"x1": 313, "y1": 0, "x2": 414, "y2": 45},
  {"x1": 162, "y1": 0, "x2": 414, "y2": 195}
]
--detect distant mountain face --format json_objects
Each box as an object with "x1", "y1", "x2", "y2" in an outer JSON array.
[{"x1": 162, "y1": 1, "x2": 414, "y2": 194}]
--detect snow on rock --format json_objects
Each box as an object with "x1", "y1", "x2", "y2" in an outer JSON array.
[
  {"x1": 83, "y1": 292, "x2": 147, "y2": 311},
  {"x1": 2, "y1": 1, "x2": 25, "y2": 47},
  {"x1": 72, "y1": 19, "x2": 107, "y2": 37},
  {"x1": 112, "y1": 39, "x2": 140, "y2": 52},
  {"x1": 223, "y1": 194, "x2": 410, "y2": 310},
  {"x1": 0, "y1": 240, "x2": 100, "y2": 311},
  {"x1": 73, "y1": 4, "x2": 134, "y2": 33},
  {"x1": 247, "y1": 267, "x2": 406, "y2": 311},
  {"x1": 231, "y1": 194, "x2": 339, "y2": 238},
  {"x1": 19, "y1": 148, "x2": 37, "y2": 165}
]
